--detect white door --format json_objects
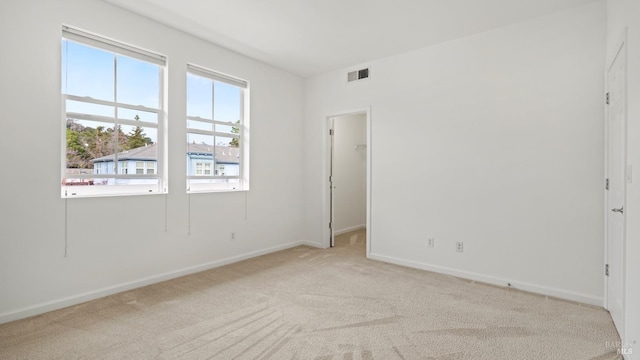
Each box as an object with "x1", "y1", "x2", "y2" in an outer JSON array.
[{"x1": 606, "y1": 39, "x2": 626, "y2": 333}]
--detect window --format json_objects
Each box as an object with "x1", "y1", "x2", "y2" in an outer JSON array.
[
  {"x1": 61, "y1": 26, "x2": 166, "y2": 197},
  {"x1": 146, "y1": 161, "x2": 155, "y2": 175},
  {"x1": 186, "y1": 64, "x2": 249, "y2": 192}
]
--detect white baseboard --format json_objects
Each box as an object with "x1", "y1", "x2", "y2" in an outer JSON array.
[
  {"x1": 0, "y1": 241, "x2": 308, "y2": 325},
  {"x1": 368, "y1": 252, "x2": 603, "y2": 307},
  {"x1": 334, "y1": 224, "x2": 366, "y2": 236},
  {"x1": 299, "y1": 240, "x2": 326, "y2": 249}
]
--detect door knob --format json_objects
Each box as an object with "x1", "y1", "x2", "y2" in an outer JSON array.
[{"x1": 612, "y1": 206, "x2": 624, "y2": 214}]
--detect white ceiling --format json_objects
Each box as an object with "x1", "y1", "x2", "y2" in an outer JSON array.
[{"x1": 103, "y1": 0, "x2": 600, "y2": 77}]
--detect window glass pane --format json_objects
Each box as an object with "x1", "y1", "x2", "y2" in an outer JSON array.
[
  {"x1": 62, "y1": 40, "x2": 114, "y2": 101},
  {"x1": 215, "y1": 135, "x2": 240, "y2": 149},
  {"x1": 118, "y1": 108, "x2": 158, "y2": 124},
  {"x1": 62, "y1": 176, "x2": 98, "y2": 186},
  {"x1": 93, "y1": 159, "x2": 117, "y2": 175},
  {"x1": 65, "y1": 119, "x2": 119, "y2": 170},
  {"x1": 188, "y1": 133, "x2": 214, "y2": 147},
  {"x1": 187, "y1": 134, "x2": 214, "y2": 176},
  {"x1": 116, "y1": 55, "x2": 160, "y2": 109},
  {"x1": 119, "y1": 125, "x2": 157, "y2": 149},
  {"x1": 214, "y1": 136, "x2": 240, "y2": 177},
  {"x1": 215, "y1": 122, "x2": 239, "y2": 135},
  {"x1": 66, "y1": 100, "x2": 114, "y2": 118},
  {"x1": 187, "y1": 178, "x2": 240, "y2": 192},
  {"x1": 114, "y1": 178, "x2": 159, "y2": 185},
  {"x1": 213, "y1": 81, "x2": 241, "y2": 122},
  {"x1": 63, "y1": 174, "x2": 161, "y2": 188},
  {"x1": 187, "y1": 73, "x2": 213, "y2": 119},
  {"x1": 189, "y1": 160, "x2": 217, "y2": 177}
]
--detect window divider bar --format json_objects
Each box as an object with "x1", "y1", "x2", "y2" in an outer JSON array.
[
  {"x1": 187, "y1": 116, "x2": 239, "y2": 126},
  {"x1": 117, "y1": 118, "x2": 158, "y2": 128},
  {"x1": 186, "y1": 129, "x2": 214, "y2": 136},
  {"x1": 66, "y1": 112, "x2": 116, "y2": 125},
  {"x1": 65, "y1": 94, "x2": 160, "y2": 114},
  {"x1": 187, "y1": 116, "x2": 214, "y2": 123},
  {"x1": 186, "y1": 129, "x2": 241, "y2": 139},
  {"x1": 66, "y1": 112, "x2": 158, "y2": 129}
]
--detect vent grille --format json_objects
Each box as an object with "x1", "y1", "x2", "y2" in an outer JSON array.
[{"x1": 348, "y1": 68, "x2": 369, "y2": 82}]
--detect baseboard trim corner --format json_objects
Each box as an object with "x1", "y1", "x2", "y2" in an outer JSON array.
[
  {"x1": 368, "y1": 252, "x2": 603, "y2": 307},
  {"x1": 299, "y1": 240, "x2": 326, "y2": 249}
]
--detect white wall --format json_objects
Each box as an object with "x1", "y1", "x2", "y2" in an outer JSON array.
[
  {"x1": 332, "y1": 114, "x2": 367, "y2": 234},
  {"x1": 304, "y1": 2, "x2": 607, "y2": 305},
  {"x1": 607, "y1": 0, "x2": 640, "y2": 356},
  {"x1": 0, "y1": 0, "x2": 305, "y2": 323}
]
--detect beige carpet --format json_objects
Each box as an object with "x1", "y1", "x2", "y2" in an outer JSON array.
[{"x1": 0, "y1": 229, "x2": 622, "y2": 359}]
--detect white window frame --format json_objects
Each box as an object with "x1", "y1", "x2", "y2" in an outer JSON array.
[
  {"x1": 186, "y1": 64, "x2": 250, "y2": 193},
  {"x1": 60, "y1": 26, "x2": 167, "y2": 198}
]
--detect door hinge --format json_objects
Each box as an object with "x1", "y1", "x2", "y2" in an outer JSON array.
[
  {"x1": 605, "y1": 264, "x2": 609, "y2": 277},
  {"x1": 605, "y1": 178, "x2": 609, "y2": 191},
  {"x1": 329, "y1": 222, "x2": 332, "y2": 229},
  {"x1": 606, "y1": 92, "x2": 610, "y2": 105},
  {"x1": 329, "y1": 129, "x2": 334, "y2": 135}
]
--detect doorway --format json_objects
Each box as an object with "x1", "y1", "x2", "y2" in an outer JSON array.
[
  {"x1": 325, "y1": 110, "x2": 371, "y2": 255},
  {"x1": 605, "y1": 33, "x2": 626, "y2": 335}
]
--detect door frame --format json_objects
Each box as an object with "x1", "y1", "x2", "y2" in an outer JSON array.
[
  {"x1": 603, "y1": 28, "x2": 627, "y2": 329},
  {"x1": 323, "y1": 107, "x2": 372, "y2": 256}
]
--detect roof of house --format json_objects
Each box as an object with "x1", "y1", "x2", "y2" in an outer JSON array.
[
  {"x1": 187, "y1": 143, "x2": 240, "y2": 164},
  {"x1": 92, "y1": 144, "x2": 157, "y2": 162},
  {"x1": 91, "y1": 143, "x2": 240, "y2": 164}
]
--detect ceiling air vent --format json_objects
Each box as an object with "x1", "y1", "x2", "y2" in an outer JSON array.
[{"x1": 347, "y1": 68, "x2": 369, "y2": 82}]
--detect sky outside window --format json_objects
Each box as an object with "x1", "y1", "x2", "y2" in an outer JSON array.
[
  {"x1": 187, "y1": 73, "x2": 241, "y2": 123},
  {"x1": 62, "y1": 39, "x2": 161, "y2": 143}
]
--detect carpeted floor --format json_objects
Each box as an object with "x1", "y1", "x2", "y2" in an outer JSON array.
[{"x1": 0, "y1": 229, "x2": 622, "y2": 359}]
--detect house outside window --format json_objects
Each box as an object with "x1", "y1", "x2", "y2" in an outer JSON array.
[
  {"x1": 146, "y1": 161, "x2": 155, "y2": 174},
  {"x1": 186, "y1": 64, "x2": 249, "y2": 192},
  {"x1": 61, "y1": 26, "x2": 166, "y2": 197}
]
